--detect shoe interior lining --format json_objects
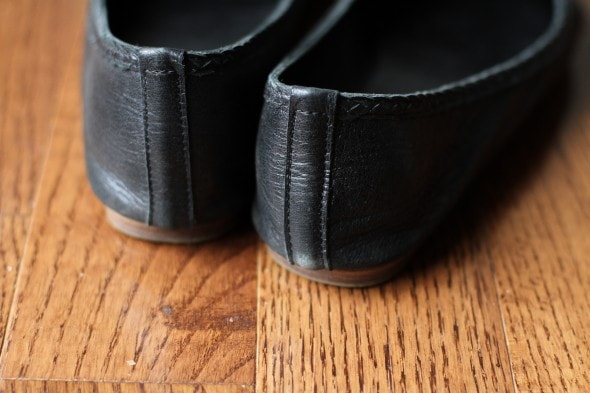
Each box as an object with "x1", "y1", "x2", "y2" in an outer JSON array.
[
  {"x1": 281, "y1": 0, "x2": 553, "y2": 94},
  {"x1": 106, "y1": 0, "x2": 278, "y2": 51}
]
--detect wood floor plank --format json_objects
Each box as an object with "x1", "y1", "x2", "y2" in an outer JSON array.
[
  {"x1": 0, "y1": 0, "x2": 86, "y2": 367},
  {"x1": 0, "y1": 217, "x2": 28, "y2": 344},
  {"x1": 0, "y1": 0, "x2": 87, "y2": 214},
  {"x1": 257, "y1": 235, "x2": 514, "y2": 393},
  {"x1": 491, "y1": 164, "x2": 590, "y2": 392},
  {"x1": 0, "y1": 381, "x2": 253, "y2": 393},
  {"x1": 0, "y1": 11, "x2": 258, "y2": 385}
]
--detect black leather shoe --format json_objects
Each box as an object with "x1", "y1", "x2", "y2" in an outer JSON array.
[
  {"x1": 253, "y1": 0, "x2": 576, "y2": 286},
  {"x1": 83, "y1": 0, "x2": 326, "y2": 243}
]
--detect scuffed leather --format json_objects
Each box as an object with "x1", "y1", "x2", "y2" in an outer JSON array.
[
  {"x1": 253, "y1": 0, "x2": 576, "y2": 270},
  {"x1": 83, "y1": 0, "x2": 322, "y2": 228}
]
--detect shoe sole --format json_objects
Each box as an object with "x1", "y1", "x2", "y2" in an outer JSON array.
[
  {"x1": 106, "y1": 208, "x2": 236, "y2": 244},
  {"x1": 267, "y1": 247, "x2": 406, "y2": 288}
]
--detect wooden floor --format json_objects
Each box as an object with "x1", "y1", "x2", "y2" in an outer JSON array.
[{"x1": 1, "y1": 1, "x2": 590, "y2": 392}]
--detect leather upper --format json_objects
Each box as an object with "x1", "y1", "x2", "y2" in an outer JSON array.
[
  {"x1": 253, "y1": 0, "x2": 576, "y2": 270},
  {"x1": 83, "y1": 0, "x2": 322, "y2": 228}
]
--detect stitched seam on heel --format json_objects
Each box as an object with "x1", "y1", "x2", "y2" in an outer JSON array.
[
  {"x1": 320, "y1": 93, "x2": 337, "y2": 271},
  {"x1": 284, "y1": 95, "x2": 297, "y2": 265},
  {"x1": 175, "y1": 56, "x2": 194, "y2": 226},
  {"x1": 141, "y1": 68, "x2": 154, "y2": 225}
]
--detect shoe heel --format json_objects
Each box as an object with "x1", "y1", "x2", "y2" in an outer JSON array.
[
  {"x1": 267, "y1": 247, "x2": 406, "y2": 288},
  {"x1": 106, "y1": 208, "x2": 235, "y2": 244}
]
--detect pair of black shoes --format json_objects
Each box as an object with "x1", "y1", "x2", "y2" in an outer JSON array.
[{"x1": 84, "y1": 0, "x2": 575, "y2": 286}]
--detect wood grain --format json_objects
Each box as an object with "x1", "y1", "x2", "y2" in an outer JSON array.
[
  {"x1": 0, "y1": 217, "x2": 28, "y2": 344},
  {"x1": 0, "y1": 0, "x2": 87, "y2": 366},
  {"x1": 0, "y1": 0, "x2": 87, "y2": 214},
  {"x1": 0, "y1": 13, "x2": 258, "y2": 386},
  {"x1": 0, "y1": 381, "x2": 253, "y2": 393},
  {"x1": 257, "y1": 239, "x2": 514, "y2": 393}
]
